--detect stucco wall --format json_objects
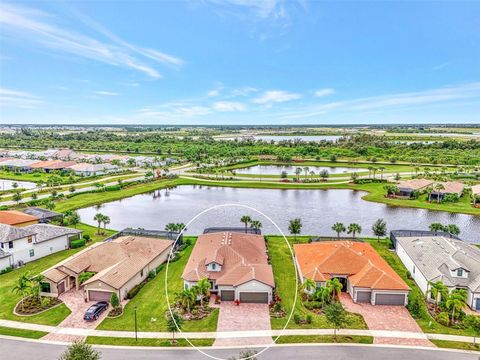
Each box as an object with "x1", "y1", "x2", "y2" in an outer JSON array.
[
  {"x1": 396, "y1": 241, "x2": 429, "y2": 294},
  {"x1": 235, "y1": 280, "x2": 273, "y2": 302}
]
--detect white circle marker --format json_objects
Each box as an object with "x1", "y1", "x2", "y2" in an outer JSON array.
[{"x1": 165, "y1": 203, "x2": 298, "y2": 360}]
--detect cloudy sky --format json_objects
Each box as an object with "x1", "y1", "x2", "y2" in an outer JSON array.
[{"x1": 0, "y1": 1, "x2": 479, "y2": 125}]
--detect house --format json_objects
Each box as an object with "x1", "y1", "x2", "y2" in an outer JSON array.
[
  {"x1": 472, "y1": 185, "x2": 480, "y2": 207},
  {"x1": 429, "y1": 181, "x2": 465, "y2": 202},
  {"x1": 0, "y1": 210, "x2": 39, "y2": 227},
  {"x1": 41, "y1": 236, "x2": 172, "y2": 301},
  {"x1": 54, "y1": 149, "x2": 76, "y2": 160},
  {"x1": 396, "y1": 179, "x2": 434, "y2": 198},
  {"x1": 29, "y1": 160, "x2": 76, "y2": 172},
  {"x1": 392, "y1": 231, "x2": 480, "y2": 311},
  {"x1": 0, "y1": 159, "x2": 40, "y2": 172},
  {"x1": 182, "y1": 232, "x2": 275, "y2": 303},
  {"x1": 22, "y1": 207, "x2": 63, "y2": 223},
  {"x1": 67, "y1": 163, "x2": 119, "y2": 177},
  {"x1": 0, "y1": 223, "x2": 82, "y2": 270},
  {"x1": 294, "y1": 241, "x2": 410, "y2": 305}
]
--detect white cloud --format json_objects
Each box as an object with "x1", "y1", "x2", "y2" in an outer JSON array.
[
  {"x1": 0, "y1": 3, "x2": 184, "y2": 79},
  {"x1": 93, "y1": 91, "x2": 119, "y2": 96},
  {"x1": 212, "y1": 101, "x2": 247, "y2": 112},
  {"x1": 207, "y1": 82, "x2": 224, "y2": 97},
  {"x1": 253, "y1": 90, "x2": 301, "y2": 106},
  {"x1": 0, "y1": 88, "x2": 43, "y2": 108},
  {"x1": 231, "y1": 86, "x2": 258, "y2": 97},
  {"x1": 209, "y1": 0, "x2": 282, "y2": 20},
  {"x1": 314, "y1": 88, "x2": 335, "y2": 97}
]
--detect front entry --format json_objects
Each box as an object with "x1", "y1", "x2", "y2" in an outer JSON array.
[
  {"x1": 476, "y1": 298, "x2": 480, "y2": 311},
  {"x1": 334, "y1": 277, "x2": 348, "y2": 291}
]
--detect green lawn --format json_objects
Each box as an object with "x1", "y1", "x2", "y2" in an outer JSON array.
[
  {"x1": 97, "y1": 237, "x2": 218, "y2": 333},
  {"x1": 275, "y1": 335, "x2": 373, "y2": 344},
  {"x1": 86, "y1": 336, "x2": 214, "y2": 347},
  {"x1": 0, "y1": 223, "x2": 114, "y2": 326},
  {"x1": 0, "y1": 326, "x2": 48, "y2": 339},
  {"x1": 266, "y1": 236, "x2": 368, "y2": 330},
  {"x1": 366, "y1": 239, "x2": 477, "y2": 337},
  {"x1": 430, "y1": 339, "x2": 480, "y2": 352}
]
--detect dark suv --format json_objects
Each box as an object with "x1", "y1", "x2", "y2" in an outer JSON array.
[{"x1": 84, "y1": 301, "x2": 108, "y2": 321}]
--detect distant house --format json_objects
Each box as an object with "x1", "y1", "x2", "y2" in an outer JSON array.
[
  {"x1": 396, "y1": 179, "x2": 434, "y2": 198},
  {"x1": 295, "y1": 241, "x2": 410, "y2": 305},
  {"x1": 30, "y1": 160, "x2": 77, "y2": 173},
  {"x1": 472, "y1": 185, "x2": 480, "y2": 207},
  {"x1": 393, "y1": 231, "x2": 480, "y2": 311},
  {"x1": 0, "y1": 223, "x2": 82, "y2": 270},
  {"x1": 0, "y1": 159, "x2": 40, "y2": 172},
  {"x1": 54, "y1": 149, "x2": 76, "y2": 160},
  {"x1": 0, "y1": 210, "x2": 39, "y2": 227},
  {"x1": 182, "y1": 232, "x2": 275, "y2": 303},
  {"x1": 67, "y1": 163, "x2": 119, "y2": 177},
  {"x1": 429, "y1": 181, "x2": 465, "y2": 202},
  {"x1": 22, "y1": 207, "x2": 63, "y2": 223},
  {"x1": 41, "y1": 236, "x2": 172, "y2": 301}
]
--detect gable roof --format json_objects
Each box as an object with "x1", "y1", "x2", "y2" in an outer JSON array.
[
  {"x1": 294, "y1": 241, "x2": 409, "y2": 291},
  {"x1": 432, "y1": 181, "x2": 465, "y2": 195},
  {"x1": 397, "y1": 179, "x2": 434, "y2": 191},
  {"x1": 472, "y1": 184, "x2": 480, "y2": 196},
  {"x1": 0, "y1": 223, "x2": 36, "y2": 242},
  {"x1": 24, "y1": 224, "x2": 82, "y2": 243},
  {"x1": 396, "y1": 235, "x2": 480, "y2": 292},
  {"x1": 182, "y1": 232, "x2": 274, "y2": 288},
  {"x1": 22, "y1": 207, "x2": 62, "y2": 221},
  {"x1": 0, "y1": 210, "x2": 38, "y2": 226}
]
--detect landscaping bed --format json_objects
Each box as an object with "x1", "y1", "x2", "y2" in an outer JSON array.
[{"x1": 14, "y1": 296, "x2": 62, "y2": 316}]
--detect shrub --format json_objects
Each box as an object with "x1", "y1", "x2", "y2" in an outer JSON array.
[
  {"x1": 79, "y1": 271, "x2": 95, "y2": 284},
  {"x1": 306, "y1": 314, "x2": 313, "y2": 324},
  {"x1": 436, "y1": 312, "x2": 450, "y2": 326},
  {"x1": 70, "y1": 239, "x2": 86, "y2": 249},
  {"x1": 406, "y1": 290, "x2": 427, "y2": 319},
  {"x1": 293, "y1": 313, "x2": 302, "y2": 324},
  {"x1": 105, "y1": 185, "x2": 121, "y2": 191},
  {"x1": 59, "y1": 340, "x2": 100, "y2": 360},
  {"x1": 147, "y1": 270, "x2": 156, "y2": 280},
  {"x1": 83, "y1": 234, "x2": 91, "y2": 242},
  {"x1": 156, "y1": 264, "x2": 165, "y2": 274},
  {"x1": 304, "y1": 301, "x2": 323, "y2": 310},
  {"x1": 127, "y1": 283, "x2": 145, "y2": 299},
  {"x1": 0, "y1": 266, "x2": 13, "y2": 275},
  {"x1": 110, "y1": 292, "x2": 120, "y2": 308}
]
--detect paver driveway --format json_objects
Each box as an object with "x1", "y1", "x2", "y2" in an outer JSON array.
[
  {"x1": 214, "y1": 302, "x2": 272, "y2": 347},
  {"x1": 341, "y1": 294, "x2": 433, "y2": 347}
]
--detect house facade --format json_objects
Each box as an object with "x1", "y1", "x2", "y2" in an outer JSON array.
[
  {"x1": 182, "y1": 232, "x2": 275, "y2": 303},
  {"x1": 295, "y1": 241, "x2": 410, "y2": 306},
  {"x1": 396, "y1": 179, "x2": 433, "y2": 198},
  {"x1": 393, "y1": 231, "x2": 480, "y2": 311}
]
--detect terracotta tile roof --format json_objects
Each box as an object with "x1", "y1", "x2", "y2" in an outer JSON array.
[
  {"x1": 472, "y1": 184, "x2": 480, "y2": 196},
  {"x1": 294, "y1": 241, "x2": 409, "y2": 291},
  {"x1": 397, "y1": 179, "x2": 433, "y2": 190},
  {"x1": 0, "y1": 210, "x2": 38, "y2": 226},
  {"x1": 43, "y1": 268, "x2": 68, "y2": 282},
  {"x1": 30, "y1": 160, "x2": 63, "y2": 169},
  {"x1": 182, "y1": 232, "x2": 275, "y2": 288},
  {"x1": 432, "y1": 181, "x2": 465, "y2": 195},
  {"x1": 43, "y1": 236, "x2": 172, "y2": 289}
]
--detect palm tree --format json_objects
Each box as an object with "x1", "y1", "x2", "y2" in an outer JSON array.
[
  {"x1": 251, "y1": 220, "x2": 262, "y2": 232},
  {"x1": 240, "y1": 215, "x2": 252, "y2": 233},
  {"x1": 67, "y1": 211, "x2": 81, "y2": 228},
  {"x1": 428, "y1": 281, "x2": 448, "y2": 312},
  {"x1": 165, "y1": 223, "x2": 177, "y2": 233},
  {"x1": 30, "y1": 274, "x2": 45, "y2": 301},
  {"x1": 300, "y1": 278, "x2": 316, "y2": 294},
  {"x1": 295, "y1": 167, "x2": 302, "y2": 180},
  {"x1": 196, "y1": 278, "x2": 211, "y2": 306},
  {"x1": 288, "y1": 218, "x2": 302, "y2": 240},
  {"x1": 331, "y1": 222, "x2": 346, "y2": 239},
  {"x1": 176, "y1": 288, "x2": 196, "y2": 313},
  {"x1": 326, "y1": 278, "x2": 343, "y2": 302},
  {"x1": 93, "y1": 213, "x2": 104, "y2": 235},
  {"x1": 347, "y1": 223, "x2": 362, "y2": 240},
  {"x1": 367, "y1": 166, "x2": 373, "y2": 178},
  {"x1": 379, "y1": 167, "x2": 385, "y2": 179},
  {"x1": 431, "y1": 183, "x2": 445, "y2": 203},
  {"x1": 102, "y1": 215, "x2": 110, "y2": 234},
  {"x1": 429, "y1": 222, "x2": 445, "y2": 234},
  {"x1": 446, "y1": 289, "x2": 468, "y2": 323},
  {"x1": 12, "y1": 272, "x2": 31, "y2": 311},
  {"x1": 303, "y1": 166, "x2": 309, "y2": 180}
]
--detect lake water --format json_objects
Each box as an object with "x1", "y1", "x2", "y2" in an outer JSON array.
[
  {"x1": 220, "y1": 135, "x2": 344, "y2": 142},
  {"x1": 235, "y1": 165, "x2": 368, "y2": 175},
  {"x1": 77, "y1": 185, "x2": 480, "y2": 243},
  {"x1": 0, "y1": 179, "x2": 36, "y2": 191}
]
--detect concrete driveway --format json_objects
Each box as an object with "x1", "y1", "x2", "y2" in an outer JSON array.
[
  {"x1": 341, "y1": 294, "x2": 433, "y2": 347},
  {"x1": 214, "y1": 302, "x2": 272, "y2": 347}
]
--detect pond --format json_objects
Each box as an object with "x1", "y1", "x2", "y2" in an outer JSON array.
[
  {"x1": 77, "y1": 185, "x2": 480, "y2": 243},
  {"x1": 234, "y1": 165, "x2": 368, "y2": 175},
  {"x1": 0, "y1": 179, "x2": 36, "y2": 191}
]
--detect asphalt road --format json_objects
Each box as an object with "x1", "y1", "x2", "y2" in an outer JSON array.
[{"x1": 1, "y1": 338, "x2": 477, "y2": 360}]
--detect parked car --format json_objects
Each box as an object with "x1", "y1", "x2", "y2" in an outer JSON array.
[{"x1": 83, "y1": 301, "x2": 108, "y2": 321}]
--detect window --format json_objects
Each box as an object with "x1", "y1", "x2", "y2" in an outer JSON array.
[
  {"x1": 211, "y1": 263, "x2": 216, "y2": 270},
  {"x1": 40, "y1": 282, "x2": 51, "y2": 293},
  {"x1": 8, "y1": 241, "x2": 13, "y2": 249},
  {"x1": 27, "y1": 236, "x2": 33, "y2": 243},
  {"x1": 29, "y1": 249, "x2": 34, "y2": 257},
  {"x1": 413, "y1": 266, "x2": 415, "y2": 274},
  {"x1": 457, "y1": 269, "x2": 464, "y2": 277},
  {"x1": 140, "y1": 269, "x2": 144, "y2": 277}
]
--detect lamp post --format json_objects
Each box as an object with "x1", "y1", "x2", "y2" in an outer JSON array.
[{"x1": 134, "y1": 305, "x2": 138, "y2": 341}]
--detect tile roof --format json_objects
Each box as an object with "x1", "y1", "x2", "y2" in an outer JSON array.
[
  {"x1": 182, "y1": 232, "x2": 274, "y2": 288},
  {"x1": 397, "y1": 179, "x2": 434, "y2": 190},
  {"x1": 0, "y1": 210, "x2": 38, "y2": 225},
  {"x1": 24, "y1": 224, "x2": 82, "y2": 243},
  {"x1": 30, "y1": 160, "x2": 64, "y2": 169},
  {"x1": 22, "y1": 207, "x2": 62, "y2": 220},
  {"x1": 432, "y1": 181, "x2": 465, "y2": 195},
  {"x1": 472, "y1": 184, "x2": 480, "y2": 196},
  {"x1": 294, "y1": 241, "x2": 409, "y2": 291},
  {"x1": 43, "y1": 236, "x2": 172, "y2": 289},
  {"x1": 0, "y1": 223, "x2": 36, "y2": 242},
  {"x1": 396, "y1": 235, "x2": 480, "y2": 292}
]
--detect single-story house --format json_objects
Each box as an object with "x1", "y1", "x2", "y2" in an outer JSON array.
[
  {"x1": 0, "y1": 223, "x2": 82, "y2": 270},
  {"x1": 67, "y1": 163, "x2": 119, "y2": 177},
  {"x1": 429, "y1": 181, "x2": 465, "y2": 201},
  {"x1": 41, "y1": 236, "x2": 172, "y2": 301},
  {"x1": 396, "y1": 179, "x2": 434, "y2": 198},
  {"x1": 294, "y1": 241, "x2": 410, "y2": 305},
  {"x1": 30, "y1": 160, "x2": 76, "y2": 172},
  {"x1": 54, "y1": 149, "x2": 77, "y2": 160},
  {"x1": 22, "y1": 207, "x2": 63, "y2": 223},
  {"x1": 393, "y1": 232, "x2": 480, "y2": 311},
  {"x1": 0, "y1": 159, "x2": 40, "y2": 172},
  {"x1": 182, "y1": 232, "x2": 275, "y2": 303},
  {"x1": 0, "y1": 210, "x2": 39, "y2": 227}
]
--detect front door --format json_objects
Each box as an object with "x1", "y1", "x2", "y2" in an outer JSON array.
[
  {"x1": 475, "y1": 298, "x2": 480, "y2": 310},
  {"x1": 57, "y1": 281, "x2": 65, "y2": 294}
]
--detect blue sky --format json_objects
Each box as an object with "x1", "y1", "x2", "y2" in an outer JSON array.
[{"x1": 0, "y1": 0, "x2": 479, "y2": 125}]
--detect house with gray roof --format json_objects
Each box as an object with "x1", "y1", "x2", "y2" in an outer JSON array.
[
  {"x1": 0, "y1": 223, "x2": 82, "y2": 270},
  {"x1": 22, "y1": 207, "x2": 63, "y2": 223},
  {"x1": 393, "y1": 231, "x2": 480, "y2": 311}
]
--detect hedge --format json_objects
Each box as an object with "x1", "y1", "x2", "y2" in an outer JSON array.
[{"x1": 70, "y1": 238, "x2": 86, "y2": 248}]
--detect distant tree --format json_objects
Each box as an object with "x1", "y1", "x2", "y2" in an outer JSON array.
[
  {"x1": 465, "y1": 315, "x2": 480, "y2": 346},
  {"x1": 46, "y1": 200, "x2": 56, "y2": 211},
  {"x1": 12, "y1": 182, "x2": 18, "y2": 189},
  {"x1": 93, "y1": 213, "x2": 104, "y2": 235},
  {"x1": 319, "y1": 169, "x2": 329, "y2": 180},
  {"x1": 67, "y1": 212, "x2": 81, "y2": 228},
  {"x1": 102, "y1": 215, "x2": 110, "y2": 234},
  {"x1": 240, "y1": 215, "x2": 252, "y2": 233},
  {"x1": 347, "y1": 223, "x2": 362, "y2": 239},
  {"x1": 59, "y1": 340, "x2": 101, "y2": 360},
  {"x1": 429, "y1": 222, "x2": 445, "y2": 234},
  {"x1": 446, "y1": 289, "x2": 468, "y2": 323},
  {"x1": 372, "y1": 219, "x2": 387, "y2": 240},
  {"x1": 331, "y1": 222, "x2": 346, "y2": 239},
  {"x1": 324, "y1": 302, "x2": 347, "y2": 341},
  {"x1": 251, "y1": 220, "x2": 262, "y2": 231},
  {"x1": 13, "y1": 191, "x2": 22, "y2": 204},
  {"x1": 288, "y1": 218, "x2": 302, "y2": 240},
  {"x1": 31, "y1": 192, "x2": 38, "y2": 200},
  {"x1": 445, "y1": 224, "x2": 460, "y2": 236}
]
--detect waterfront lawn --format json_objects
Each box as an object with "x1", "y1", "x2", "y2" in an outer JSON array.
[
  {"x1": 0, "y1": 326, "x2": 48, "y2": 339},
  {"x1": 0, "y1": 223, "x2": 114, "y2": 326},
  {"x1": 275, "y1": 335, "x2": 373, "y2": 344},
  {"x1": 97, "y1": 237, "x2": 219, "y2": 333},
  {"x1": 86, "y1": 336, "x2": 214, "y2": 347},
  {"x1": 266, "y1": 236, "x2": 368, "y2": 330},
  {"x1": 367, "y1": 239, "x2": 477, "y2": 337}
]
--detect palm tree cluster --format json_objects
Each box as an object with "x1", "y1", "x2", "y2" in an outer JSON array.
[
  {"x1": 12, "y1": 271, "x2": 47, "y2": 312},
  {"x1": 331, "y1": 222, "x2": 362, "y2": 240},
  {"x1": 164, "y1": 222, "x2": 187, "y2": 233},
  {"x1": 174, "y1": 277, "x2": 210, "y2": 314},
  {"x1": 93, "y1": 213, "x2": 110, "y2": 235},
  {"x1": 428, "y1": 280, "x2": 468, "y2": 325},
  {"x1": 301, "y1": 278, "x2": 343, "y2": 309},
  {"x1": 429, "y1": 223, "x2": 461, "y2": 236},
  {"x1": 240, "y1": 215, "x2": 262, "y2": 233}
]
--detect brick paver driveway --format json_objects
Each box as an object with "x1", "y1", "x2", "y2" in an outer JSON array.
[
  {"x1": 341, "y1": 294, "x2": 433, "y2": 347},
  {"x1": 214, "y1": 302, "x2": 272, "y2": 347}
]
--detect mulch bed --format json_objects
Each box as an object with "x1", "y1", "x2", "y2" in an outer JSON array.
[
  {"x1": 107, "y1": 306, "x2": 124, "y2": 318},
  {"x1": 15, "y1": 296, "x2": 62, "y2": 316},
  {"x1": 170, "y1": 305, "x2": 213, "y2": 321}
]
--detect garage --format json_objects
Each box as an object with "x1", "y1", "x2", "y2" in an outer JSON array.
[
  {"x1": 221, "y1": 290, "x2": 235, "y2": 301},
  {"x1": 88, "y1": 290, "x2": 114, "y2": 302},
  {"x1": 356, "y1": 291, "x2": 372, "y2": 303},
  {"x1": 375, "y1": 293, "x2": 406, "y2": 306},
  {"x1": 239, "y1": 292, "x2": 268, "y2": 303}
]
